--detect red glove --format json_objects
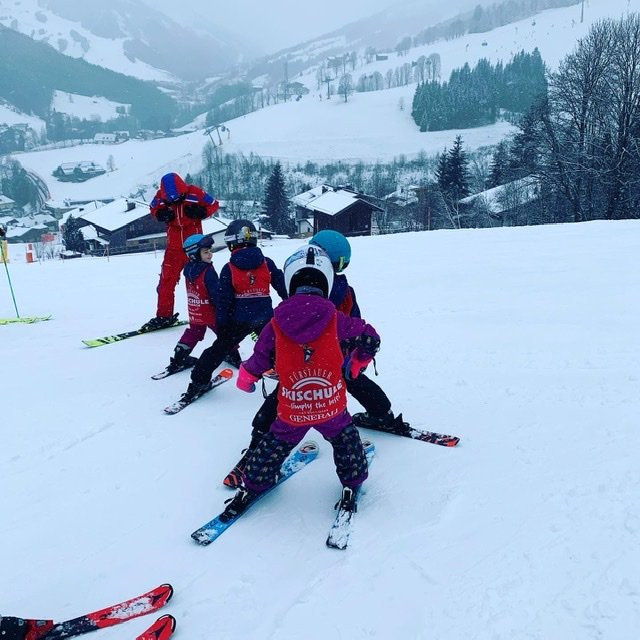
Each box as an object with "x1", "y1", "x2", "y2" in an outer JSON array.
[
  {"x1": 344, "y1": 347, "x2": 373, "y2": 381},
  {"x1": 237, "y1": 365, "x2": 259, "y2": 393}
]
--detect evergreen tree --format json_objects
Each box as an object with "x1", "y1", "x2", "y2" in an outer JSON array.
[
  {"x1": 489, "y1": 140, "x2": 511, "y2": 187},
  {"x1": 63, "y1": 215, "x2": 85, "y2": 253},
  {"x1": 262, "y1": 162, "x2": 293, "y2": 234},
  {"x1": 441, "y1": 136, "x2": 471, "y2": 202}
]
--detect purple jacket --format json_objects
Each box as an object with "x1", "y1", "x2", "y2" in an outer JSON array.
[{"x1": 244, "y1": 293, "x2": 379, "y2": 433}]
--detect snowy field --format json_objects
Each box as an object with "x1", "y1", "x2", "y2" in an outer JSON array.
[{"x1": 1, "y1": 220, "x2": 639, "y2": 639}]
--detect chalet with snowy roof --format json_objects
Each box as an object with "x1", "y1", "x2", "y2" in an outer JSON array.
[
  {"x1": 74, "y1": 198, "x2": 166, "y2": 254},
  {"x1": 52, "y1": 161, "x2": 106, "y2": 183},
  {"x1": 0, "y1": 195, "x2": 16, "y2": 213},
  {"x1": 93, "y1": 133, "x2": 117, "y2": 144},
  {"x1": 458, "y1": 176, "x2": 540, "y2": 226},
  {"x1": 5, "y1": 225, "x2": 48, "y2": 244},
  {"x1": 293, "y1": 185, "x2": 382, "y2": 237}
]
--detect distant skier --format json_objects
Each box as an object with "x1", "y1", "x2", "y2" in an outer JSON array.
[
  {"x1": 159, "y1": 232, "x2": 240, "y2": 375},
  {"x1": 142, "y1": 173, "x2": 219, "y2": 331},
  {"x1": 221, "y1": 245, "x2": 380, "y2": 520},
  {"x1": 225, "y1": 230, "x2": 405, "y2": 486},
  {"x1": 178, "y1": 219, "x2": 287, "y2": 403},
  {"x1": 0, "y1": 225, "x2": 5, "y2": 237}
]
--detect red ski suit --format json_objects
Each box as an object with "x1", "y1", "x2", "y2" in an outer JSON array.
[{"x1": 150, "y1": 173, "x2": 219, "y2": 317}]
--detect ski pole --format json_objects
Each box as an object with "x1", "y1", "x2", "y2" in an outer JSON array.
[{"x1": 0, "y1": 235, "x2": 20, "y2": 318}]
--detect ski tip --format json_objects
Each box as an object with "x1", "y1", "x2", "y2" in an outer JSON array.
[
  {"x1": 159, "y1": 583, "x2": 174, "y2": 601},
  {"x1": 299, "y1": 440, "x2": 319, "y2": 454},
  {"x1": 218, "y1": 368, "x2": 234, "y2": 379},
  {"x1": 135, "y1": 614, "x2": 176, "y2": 640}
]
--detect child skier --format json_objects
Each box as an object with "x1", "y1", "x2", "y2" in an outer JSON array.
[
  {"x1": 161, "y1": 233, "x2": 241, "y2": 375},
  {"x1": 180, "y1": 219, "x2": 287, "y2": 403},
  {"x1": 224, "y1": 230, "x2": 404, "y2": 486},
  {"x1": 220, "y1": 245, "x2": 380, "y2": 521}
]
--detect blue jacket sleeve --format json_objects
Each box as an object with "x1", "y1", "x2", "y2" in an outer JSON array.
[
  {"x1": 204, "y1": 266, "x2": 220, "y2": 308},
  {"x1": 348, "y1": 286, "x2": 361, "y2": 318},
  {"x1": 266, "y1": 257, "x2": 288, "y2": 300},
  {"x1": 216, "y1": 264, "x2": 235, "y2": 328}
]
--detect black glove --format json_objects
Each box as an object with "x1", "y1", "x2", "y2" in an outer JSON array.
[
  {"x1": 184, "y1": 204, "x2": 207, "y2": 220},
  {"x1": 359, "y1": 334, "x2": 380, "y2": 356},
  {"x1": 155, "y1": 207, "x2": 175, "y2": 223}
]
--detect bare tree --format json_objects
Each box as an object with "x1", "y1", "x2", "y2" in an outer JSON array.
[{"x1": 338, "y1": 74, "x2": 354, "y2": 102}]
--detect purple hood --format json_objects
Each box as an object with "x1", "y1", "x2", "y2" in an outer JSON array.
[{"x1": 273, "y1": 293, "x2": 335, "y2": 343}]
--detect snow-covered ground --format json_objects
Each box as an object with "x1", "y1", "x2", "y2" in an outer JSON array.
[
  {"x1": 1, "y1": 220, "x2": 639, "y2": 639},
  {"x1": 51, "y1": 92, "x2": 130, "y2": 122}
]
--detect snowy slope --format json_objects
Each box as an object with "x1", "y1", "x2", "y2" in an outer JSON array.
[
  {"x1": 14, "y1": 0, "x2": 636, "y2": 205},
  {"x1": 1, "y1": 220, "x2": 639, "y2": 639},
  {"x1": 0, "y1": 0, "x2": 175, "y2": 82}
]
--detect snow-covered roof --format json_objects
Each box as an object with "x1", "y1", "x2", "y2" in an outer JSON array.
[
  {"x1": 0, "y1": 195, "x2": 16, "y2": 205},
  {"x1": 292, "y1": 185, "x2": 330, "y2": 207},
  {"x1": 78, "y1": 198, "x2": 149, "y2": 232},
  {"x1": 383, "y1": 186, "x2": 420, "y2": 206},
  {"x1": 32, "y1": 213, "x2": 56, "y2": 223},
  {"x1": 6, "y1": 225, "x2": 47, "y2": 238},
  {"x1": 304, "y1": 190, "x2": 361, "y2": 216},
  {"x1": 459, "y1": 176, "x2": 539, "y2": 214},
  {"x1": 60, "y1": 201, "x2": 100, "y2": 227}
]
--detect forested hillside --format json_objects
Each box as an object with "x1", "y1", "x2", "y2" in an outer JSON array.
[{"x1": 0, "y1": 25, "x2": 175, "y2": 127}]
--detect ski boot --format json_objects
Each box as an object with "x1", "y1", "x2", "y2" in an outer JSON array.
[
  {"x1": 219, "y1": 486, "x2": 260, "y2": 522},
  {"x1": 167, "y1": 343, "x2": 196, "y2": 374},
  {"x1": 335, "y1": 486, "x2": 357, "y2": 512},
  {"x1": 223, "y1": 347, "x2": 243, "y2": 369},
  {"x1": 141, "y1": 312, "x2": 179, "y2": 332}
]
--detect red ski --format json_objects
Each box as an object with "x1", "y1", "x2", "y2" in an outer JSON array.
[
  {"x1": 135, "y1": 614, "x2": 176, "y2": 640},
  {"x1": 0, "y1": 584, "x2": 174, "y2": 640}
]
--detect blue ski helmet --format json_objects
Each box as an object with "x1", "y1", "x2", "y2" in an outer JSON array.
[
  {"x1": 183, "y1": 233, "x2": 214, "y2": 260},
  {"x1": 309, "y1": 230, "x2": 351, "y2": 273}
]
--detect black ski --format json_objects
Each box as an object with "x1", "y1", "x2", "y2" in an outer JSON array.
[
  {"x1": 151, "y1": 357, "x2": 198, "y2": 380},
  {"x1": 83, "y1": 321, "x2": 187, "y2": 348},
  {"x1": 354, "y1": 413, "x2": 460, "y2": 447},
  {"x1": 163, "y1": 368, "x2": 234, "y2": 414}
]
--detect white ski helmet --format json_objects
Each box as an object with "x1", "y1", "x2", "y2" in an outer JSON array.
[{"x1": 283, "y1": 245, "x2": 334, "y2": 298}]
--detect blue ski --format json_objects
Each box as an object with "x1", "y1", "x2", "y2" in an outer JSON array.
[
  {"x1": 191, "y1": 441, "x2": 319, "y2": 545},
  {"x1": 326, "y1": 440, "x2": 375, "y2": 550}
]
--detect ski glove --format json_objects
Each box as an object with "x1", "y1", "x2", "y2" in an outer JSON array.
[
  {"x1": 344, "y1": 347, "x2": 374, "y2": 381},
  {"x1": 155, "y1": 206, "x2": 175, "y2": 223},
  {"x1": 237, "y1": 365, "x2": 259, "y2": 393},
  {"x1": 184, "y1": 204, "x2": 208, "y2": 220}
]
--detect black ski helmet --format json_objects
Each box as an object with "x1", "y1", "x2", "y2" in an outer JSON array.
[{"x1": 224, "y1": 219, "x2": 258, "y2": 250}]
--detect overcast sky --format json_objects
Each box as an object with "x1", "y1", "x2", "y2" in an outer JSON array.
[{"x1": 151, "y1": 0, "x2": 475, "y2": 51}]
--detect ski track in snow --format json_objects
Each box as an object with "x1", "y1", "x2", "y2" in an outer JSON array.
[{"x1": 2, "y1": 224, "x2": 640, "y2": 638}]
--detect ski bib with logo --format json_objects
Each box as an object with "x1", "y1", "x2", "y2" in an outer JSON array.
[
  {"x1": 186, "y1": 269, "x2": 216, "y2": 326},
  {"x1": 229, "y1": 260, "x2": 271, "y2": 299},
  {"x1": 273, "y1": 313, "x2": 347, "y2": 426}
]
